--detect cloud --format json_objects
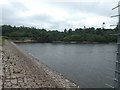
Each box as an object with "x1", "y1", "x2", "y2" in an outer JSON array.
[
  {"x1": 29, "y1": 14, "x2": 53, "y2": 23},
  {"x1": 50, "y1": 2, "x2": 111, "y2": 16},
  {"x1": 2, "y1": 0, "x2": 29, "y2": 25},
  {"x1": 1, "y1": 0, "x2": 119, "y2": 31}
]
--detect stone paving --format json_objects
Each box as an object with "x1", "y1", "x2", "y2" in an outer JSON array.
[
  {"x1": 0, "y1": 46, "x2": 2, "y2": 89},
  {"x1": 2, "y1": 41, "x2": 79, "y2": 89}
]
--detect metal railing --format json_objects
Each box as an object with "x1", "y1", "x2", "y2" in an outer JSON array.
[{"x1": 112, "y1": 1, "x2": 120, "y2": 90}]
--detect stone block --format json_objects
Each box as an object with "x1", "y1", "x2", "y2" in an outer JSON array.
[{"x1": 11, "y1": 79, "x2": 17, "y2": 85}]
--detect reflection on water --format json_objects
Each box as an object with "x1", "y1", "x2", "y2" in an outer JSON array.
[{"x1": 17, "y1": 43, "x2": 116, "y2": 88}]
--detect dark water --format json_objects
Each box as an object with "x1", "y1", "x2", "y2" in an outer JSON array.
[{"x1": 17, "y1": 43, "x2": 116, "y2": 88}]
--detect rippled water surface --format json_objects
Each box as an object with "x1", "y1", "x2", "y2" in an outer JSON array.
[{"x1": 17, "y1": 43, "x2": 116, "y2": 88}]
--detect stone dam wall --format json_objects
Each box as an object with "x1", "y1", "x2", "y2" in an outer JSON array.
[{"x1": 2, "y1": 41, "x2": 80, "y2": 89}]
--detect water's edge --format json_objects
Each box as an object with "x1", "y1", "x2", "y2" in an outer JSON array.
[{"x1": 2, "y1": 40, "x2": 79, "y2": 88}]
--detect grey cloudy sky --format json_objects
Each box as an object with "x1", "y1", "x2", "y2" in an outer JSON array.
[{"x1": 1, "y1": 0, "x2": 120, "y2": 31}]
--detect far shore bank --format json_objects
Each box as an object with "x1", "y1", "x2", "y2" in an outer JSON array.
[{"x1": 12, "y1": 40, "x2": 116, "y2": 44}]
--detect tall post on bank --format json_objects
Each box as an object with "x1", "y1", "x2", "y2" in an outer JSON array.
[{"x1": 114, "y1": 1, "x2": 120, "y2": 90}]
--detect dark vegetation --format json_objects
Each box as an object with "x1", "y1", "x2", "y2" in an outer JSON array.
[{"x1": 1, "y1": 25, "x2": 118, "y2": 43}]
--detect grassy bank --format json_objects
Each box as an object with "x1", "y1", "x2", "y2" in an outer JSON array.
[
  {"x1": 0, "y1": 36, "x2": 2, "y2": 45},
  {"x1": 0, "y1": 36, "x2": 6, "y2": 45}
]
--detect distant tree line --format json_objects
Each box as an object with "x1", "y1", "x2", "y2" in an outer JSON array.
[{"x1": 1, "y1": 25, "x2": 118, "y2": 43}]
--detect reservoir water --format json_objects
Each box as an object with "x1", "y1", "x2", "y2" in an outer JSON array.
[{"x1": 17, "y1": 43, "x2": 116, "y2": 88}]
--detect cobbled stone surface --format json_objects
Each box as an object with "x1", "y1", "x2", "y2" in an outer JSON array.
[
  {"x1": 0, "y1": 46, "x2": 2, "y2": 90},
  {"x1": 2, "y1": 41, "x2": 80, "y2": 89}
]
